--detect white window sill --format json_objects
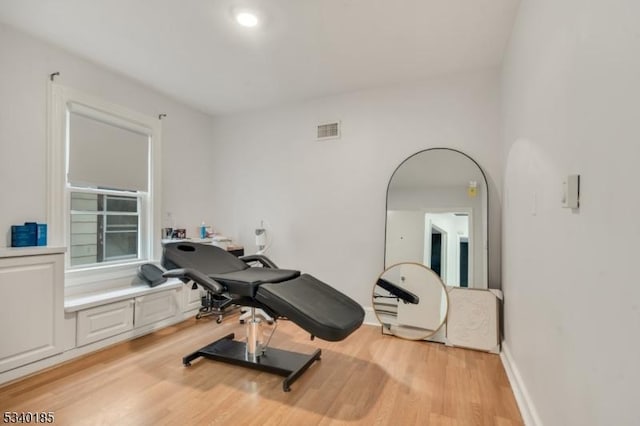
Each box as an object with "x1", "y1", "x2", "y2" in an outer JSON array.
[
  {"x1": 65, "y1": 260, "x2": 152, "y2": 294},
  {"x1": 64, "y1": 278, "x2": 184, "y2": 313}
]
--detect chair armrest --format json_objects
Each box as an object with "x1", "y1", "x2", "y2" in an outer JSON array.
[
  {"x1": 163, "y1": 268, "x2": 224, "y2": 294},
  {"x1": 376, "y1": 278, "x2": 420, "y2": 304},
  {"x1": 240, "y1": 254, "x2": 279, "y2": 269}
]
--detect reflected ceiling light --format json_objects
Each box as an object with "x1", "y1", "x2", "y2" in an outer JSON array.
[
  {"x1": 467, "y1": 180, "x2": 478, "y2": 198},
  {"x1": 236, "y1": 11, "x2": 259, "y2": 27}
]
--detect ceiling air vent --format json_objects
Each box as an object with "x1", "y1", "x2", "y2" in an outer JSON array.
[{"x1": 316, "y1": 121, "x2": 341, "y2": 140}]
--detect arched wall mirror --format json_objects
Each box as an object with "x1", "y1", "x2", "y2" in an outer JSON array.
[
  {"x1": 385, "y1": 148, "x2": 489, "y2": 289},
  {"x1": 373, "y1": 263, "x2": 448, "y2": 340}
]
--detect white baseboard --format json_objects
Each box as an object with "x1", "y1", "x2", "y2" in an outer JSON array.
[
  {"x1": 500, "y1": 342, "x2": 543, "y2": 426},
  {"x1": 363, "y1": 306, "x2": 379, "y2": 326}
]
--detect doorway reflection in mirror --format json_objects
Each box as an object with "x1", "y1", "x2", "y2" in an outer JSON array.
[
  {"x1": 425, "y1": 212, "x2": 470, "y2": 287},
  {"x1": 386, "y1": 210, "x2": 471, "y2": 287}
]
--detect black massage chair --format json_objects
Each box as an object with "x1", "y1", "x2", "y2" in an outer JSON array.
[{"x1": 161, "y1": 242, "x2": 364, "y2": 391}]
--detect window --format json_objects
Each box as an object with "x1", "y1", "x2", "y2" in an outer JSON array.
[
  {"x1": 48, "y1": 84, "x2": 161, "y2": 285},
  {"x1": 70, "y1": 192, "x2": 141, "y2": 266}
]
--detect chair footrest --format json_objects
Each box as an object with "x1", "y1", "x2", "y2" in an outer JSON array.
[{"x1": 255, "y1": 274, "x2": 365, "y2": 341}]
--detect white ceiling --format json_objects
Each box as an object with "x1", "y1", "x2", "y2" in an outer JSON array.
[{"x1": 0, "y1": 0, "x2": 520, "y2": 116}]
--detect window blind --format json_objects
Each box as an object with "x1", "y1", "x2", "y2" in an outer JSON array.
[{"x1": 68, "y1": 110, "x2": 149, "y2": 192}]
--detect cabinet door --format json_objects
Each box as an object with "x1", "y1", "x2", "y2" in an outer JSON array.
[
  {"x1": 134, "y1": 290, "x2": 180, "y2": 328},
  {"x1": 76, "y1": 300, "x2": 134, "y2": 347},
  {"x1": 183, "y1": 284, "x2": 203, "y2": 312},
  {"x1": 0, "y1": 254, "x2": 64, "y2": 373}
]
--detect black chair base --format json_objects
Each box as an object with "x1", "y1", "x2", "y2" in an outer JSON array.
[{"x1": 182, "y1": 333, "x2": 322, "y2": 392}]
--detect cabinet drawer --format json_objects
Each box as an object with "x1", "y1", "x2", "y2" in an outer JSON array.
[
  {"x1": 134, "y1": 290, "x2": 179, "y2": 328},
  {"x1": 77, "y1": 300, "x2": 134, "y2": 347}
]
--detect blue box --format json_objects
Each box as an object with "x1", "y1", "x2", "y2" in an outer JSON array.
[
  {"x1": 11, "y1": 222, "x2": 47, "y2": 247},
  {"x1": 37, "y1": 224, "x2": 47, "y2": 246},
  {"x1": 11, "y1": 224, "x2": 36, "y2": 247}
]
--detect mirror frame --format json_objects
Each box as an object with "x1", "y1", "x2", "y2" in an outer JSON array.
[{"x1": 384, "y1": 147, "x2": 489, "y2": 288}]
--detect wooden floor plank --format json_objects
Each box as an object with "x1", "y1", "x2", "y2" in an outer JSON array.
[{"x1": 0, "y1": 315, "x2": 523, "y2": 425}]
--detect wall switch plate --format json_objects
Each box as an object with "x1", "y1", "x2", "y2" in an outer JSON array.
[{"x1": 562, "y1": 174, "x2": 580, "y2": 208}]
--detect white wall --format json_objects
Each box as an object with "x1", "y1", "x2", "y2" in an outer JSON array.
[
  {"x1": 501, "y1": 0, "x2": 640, "y2": 425},
  {"x1": 209, "y1": 70, "x2": 503, "y2": 305},
  {"x1": 0, "y1": 23, "x2": 215, "y2": 248}
]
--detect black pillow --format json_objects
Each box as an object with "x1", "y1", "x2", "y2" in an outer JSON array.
[{"x1": 137, "y1": 263, "x2": 167, "y2": 287}]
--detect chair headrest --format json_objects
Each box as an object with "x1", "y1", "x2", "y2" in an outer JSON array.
[{"x1": 162, "y1": 242, "x2": 248, "y2": 275}]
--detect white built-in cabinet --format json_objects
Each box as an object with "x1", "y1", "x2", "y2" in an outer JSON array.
[
  {"x1": 0, "y1": 246, "x2": 202, "y2": 384},
  {"x1": 134, "y1": 290, "x2": 180, "y2": 328},
  {"x1": 0, "y1": 248, "x2": 65, "y2": 374},
  {"x1": 76, "y1": 299, "x2": 134, "y2": 346},
  {"x1": 75, "y1": 289, "x2": 184, "y2": 346},
  {"x1": 73, "y1": 284, "x2": 196, "y2": 348}
]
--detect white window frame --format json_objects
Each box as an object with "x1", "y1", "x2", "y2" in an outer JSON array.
[{"x1": 47, "y1": 83, "x2": 162, "y2": 290}]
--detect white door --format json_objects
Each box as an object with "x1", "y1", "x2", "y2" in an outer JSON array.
[{"x1": 385, "y1": 210, "x2": 425, "y2": 265}]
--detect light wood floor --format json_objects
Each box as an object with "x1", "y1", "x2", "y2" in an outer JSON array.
[{"x1": 0, "y1": 314, "x2": 523, "y2": 425}]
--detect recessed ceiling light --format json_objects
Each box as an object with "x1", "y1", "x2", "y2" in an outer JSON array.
[{"x1": 236, "y1": 11, "x2": 259, "y2": 28}]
